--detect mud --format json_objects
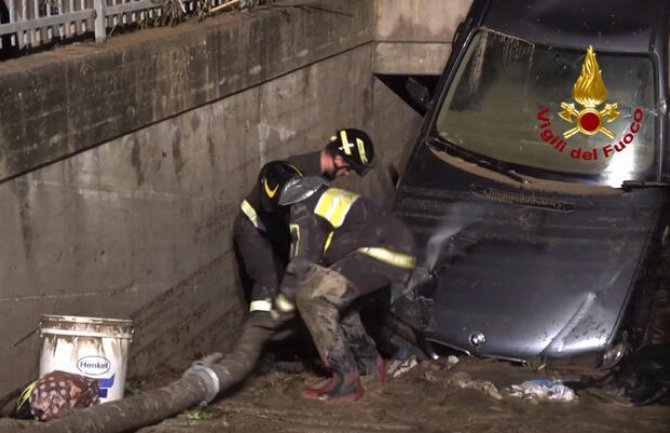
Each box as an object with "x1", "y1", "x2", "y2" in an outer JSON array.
[{"x1": 136, "y1": 357, "x2": 669, "y2": 433}]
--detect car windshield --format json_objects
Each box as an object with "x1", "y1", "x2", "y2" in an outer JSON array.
[{"x1": 435, "y1": 29, "x2": 657, "y2": 187}]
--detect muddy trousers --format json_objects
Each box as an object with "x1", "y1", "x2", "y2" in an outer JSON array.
[{"x1": 295, "y1": 253, "x2": 413, "y2": 375}]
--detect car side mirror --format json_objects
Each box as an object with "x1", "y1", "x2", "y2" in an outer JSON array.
[{"x1": 405, "y1": 77, "x2": 430, "y2": 112}]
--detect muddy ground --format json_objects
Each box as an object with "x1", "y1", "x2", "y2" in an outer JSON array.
[{"x1": 132, "y1": 356, "x2": 669, "y2": 433}]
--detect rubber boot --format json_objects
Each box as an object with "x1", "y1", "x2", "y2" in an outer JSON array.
[
  {"x1": 303, "y1": 370, "x2": 364, "y2": 402},
  {"x1": 358, "y1": 354, "x2": 386, "y2": 385},
  {"x1": 343, "y1": 320, "x2": 386, "y2": 384}
]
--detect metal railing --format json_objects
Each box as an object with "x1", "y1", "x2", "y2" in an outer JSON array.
[{"x1": 0, "y1": 0, "x2": 235, "y2": 52}]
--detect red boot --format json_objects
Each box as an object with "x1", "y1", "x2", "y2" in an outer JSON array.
[{"x1": 303, "y1": 371, "x2": 364, "y2": 402}]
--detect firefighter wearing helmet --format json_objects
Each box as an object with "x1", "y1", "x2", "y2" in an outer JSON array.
[
  {"x1": 325, "y1": 128, "x2": 375, "y2": 176},
  {"x1": 257, "y1": 160, "x2": 415, "y2": 402},
  {"x1": 233, "y1": 128, "x2": 375, "y2": 312}
]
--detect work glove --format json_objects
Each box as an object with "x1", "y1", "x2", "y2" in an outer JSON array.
[
  {"x1": 274, "y1": 293, "x2": 295, "y2": 314},
  {"x1": 269, "y1": 293, "x2": 296, "y2": 325}
]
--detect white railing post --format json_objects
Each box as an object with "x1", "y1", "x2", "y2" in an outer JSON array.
[
  {"x1": 6, "y1": 0, "x2": 18, "y2": 48},
  {"x1": 18, "y1": 0, "x2": 26, "y2": 48},
  {"x1": 93, "y1": 0, "x2": 105, "y2": 43}
]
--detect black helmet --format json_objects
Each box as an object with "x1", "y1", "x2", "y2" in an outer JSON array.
[
  {"x1": 326, "y1": 128, "x2": 375, "y2": 175},
  {"x1": 258, "y1": 161, "x2": 303, "y2": 212}
]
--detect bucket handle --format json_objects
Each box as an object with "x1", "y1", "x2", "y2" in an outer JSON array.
[
  {"x1": 13, "y1": 328, "x2": 38, "y2": 347},
  {"x1": 40, "y1": 328, "x2": 134, "y2": 339}
]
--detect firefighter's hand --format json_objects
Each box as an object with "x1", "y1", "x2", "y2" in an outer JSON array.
[
  {"x1": 274, "y1": 293, "x2": 295, "y2": 313},
  {"x1": 391, "y1": 266, "x2": 435, "y2": 301},
  {"x1": 409, "y1": 266, "x2": 434, "y2": 289},
  {"x1": 270, "y1": 293, "x2": 296, "y2": 324}
]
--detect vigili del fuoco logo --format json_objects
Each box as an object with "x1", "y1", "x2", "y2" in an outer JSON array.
[{"x1": 537, "y1": 45, "x2": 643, "y2": 161}]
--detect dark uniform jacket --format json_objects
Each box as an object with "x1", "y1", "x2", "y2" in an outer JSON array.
[
  {"x1": 283, "y1": 187, "x2": 415, "y2": 290},
  {"x1": 234, "y1": 151, "x2": 323, "y2": 305}
]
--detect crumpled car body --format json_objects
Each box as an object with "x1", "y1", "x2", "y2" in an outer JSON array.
[{"x1": 392, "y1": 0, "x2": 670, "y2": 366}]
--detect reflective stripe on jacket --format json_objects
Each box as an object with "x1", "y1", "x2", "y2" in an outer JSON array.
[
  {"x1": 240, "y1": 199, "x2": 266, "y2": 232},
  {"x1": 358, "y1": 247, "x2": 416, "y2": 269},
  {"x1": 288, "y1": 187, "x2": 415, "y2": 270}
]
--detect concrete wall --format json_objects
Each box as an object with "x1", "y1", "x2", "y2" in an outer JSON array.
[
  {"x1": 374, "y1": 0, "x2": 473, "y2": 74},
  {"x1": 0, "y1": 1, "x2": 424, "y2": 393},
  {"x1": 0, "y1": 0, "x2": 374, "y2": 183}
]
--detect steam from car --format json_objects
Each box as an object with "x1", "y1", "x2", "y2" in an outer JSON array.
[{"x1": 423, "y1": 202, "x2": 488, "y2": 271}]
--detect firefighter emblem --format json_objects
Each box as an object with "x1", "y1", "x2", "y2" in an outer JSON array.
[{"x1": 558, "y1": 45, "x2": 620, "y2": 139}]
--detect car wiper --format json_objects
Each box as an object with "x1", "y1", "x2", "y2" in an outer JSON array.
[
  {"x1": 426, "y1": 137, "x2": 529, "y2": 184},
  {"x1": 621, "y1": 180, "x2": 670, "y2": 191}
]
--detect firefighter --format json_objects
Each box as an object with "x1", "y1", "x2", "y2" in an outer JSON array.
[
  {"x1": 233, "y1": 128, "x2": 375, "y2": 314},
  {"x1": 259, "y1": 160, "x2": 416, "y2": 402}
]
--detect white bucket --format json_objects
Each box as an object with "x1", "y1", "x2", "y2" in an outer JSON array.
[{"x1": 38, "y1": 314, "x2": 134, "y2": 403}]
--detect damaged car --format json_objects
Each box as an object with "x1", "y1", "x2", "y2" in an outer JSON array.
[{"x1": 391, "y1": 0, "x2": 670, "y2": 368}]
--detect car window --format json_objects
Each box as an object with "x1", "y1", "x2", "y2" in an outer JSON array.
[{"x1": 435, "y1": 29, "x2": 657, "y2": 187}]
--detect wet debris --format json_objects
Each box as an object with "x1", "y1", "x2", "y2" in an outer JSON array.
[
  {"x1": 443, "y1": 355, "x2": 461, "y2": 369},
  {"x1": 387, "y1": 355, "x2": 460, "y2": 379},
  {"x1": 178, "y1": 407, "x2": 223, "y2": 420},
  {"x1": 386, "y1": 357, "x2": 419, "y2": 378},
  {"x1": 506, "y1": 379, "x2": 577, "y2": 403},
  {"x1": 447, "y1": 372, "x2": 504, "y2": 400}
]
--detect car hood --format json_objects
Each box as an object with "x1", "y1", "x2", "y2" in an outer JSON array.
[{"x1": 393, "y1": 147, "x2": 667, "y2": 361}]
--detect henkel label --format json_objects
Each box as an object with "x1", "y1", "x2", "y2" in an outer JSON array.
[{"x1": 77, "y1": 356, "x2": 111, "y2": 376}]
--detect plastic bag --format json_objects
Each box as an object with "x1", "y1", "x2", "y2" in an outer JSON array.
[{"x1": 507, "y1": 379, "x2": 576, "y2": 402}]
